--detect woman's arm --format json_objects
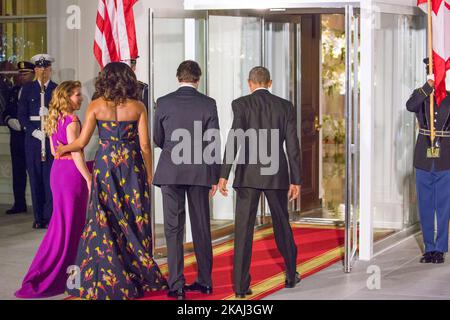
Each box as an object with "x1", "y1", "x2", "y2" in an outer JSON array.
[
  {"x1": 55, "y1": 103, "x2": 97, "y2": 157},
  {"x1": 137, "y1": 102, "x2": 153, "y2": 184},
  {"x1": 49, "y1": 136, "x2": 56, "y2": 157},
  {"x1": 67, "y1": 120, "x2": 91, "y2": 184}
]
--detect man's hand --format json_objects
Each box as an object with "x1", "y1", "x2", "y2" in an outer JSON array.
[
  {"x1": 288, "y1": 184, "x2": 301, "y2": 202},
  {"x1": 32, "y1": 129, "x2": 46, "y2": 142},
  {"x1": 7, "y1": 118, "x2": 21, "y2": 131},
  {"x1": 39, "y1": 107, "x2": 49, "y2": 117},
  {"x1": 210, "y1": 185, "x2": 218, "y2": 198},
  {"x1": 218, "y1": 178, "x2": 229, "y2": 197},
  {"x1": 427, "y1": 74, "x2": 435, "y2": 88}
]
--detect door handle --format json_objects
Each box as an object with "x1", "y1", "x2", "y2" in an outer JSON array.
[{"x1": 314, "y1": 116, "x2": 322, "y2": 132}]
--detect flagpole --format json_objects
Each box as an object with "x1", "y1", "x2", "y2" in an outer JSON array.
[{"x1": 428, "y1": 0, "x2": 436, "y2": 152}]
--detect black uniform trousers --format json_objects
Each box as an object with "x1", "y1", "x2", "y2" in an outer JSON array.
[
  {"x1": 10, "y1": 131, "x2": 27, "y2": 210},
  {"x1": 233, "y1": 188, "x2": 298, "y2": 293},
  {"x1": 161, "y1": 185, "x2": 213, "y2": 291},
  {"x1": 25, "y1": 135, "x2": 53, "y2": 225}
]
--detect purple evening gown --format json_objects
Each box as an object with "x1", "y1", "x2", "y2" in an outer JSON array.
[{"x1": 15, "y1": 114, "x2": 92, "y2": 299}]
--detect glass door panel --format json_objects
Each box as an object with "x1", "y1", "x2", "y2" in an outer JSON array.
[
  {"x1": 344, "y1": 5, "x2": 360, "y2": 272},
  {"x1": 149, "y1": 9, "x2": 207, "y2": 255},
  {"x1": 370, "y1": 3, "x2": 426, "y2": 252},
  {"x1": 208, "y1": 14, "x2": 263, "y2": 226},
  {"x1": 263, "y1": 17, "x2": 301, "y2": 215}
]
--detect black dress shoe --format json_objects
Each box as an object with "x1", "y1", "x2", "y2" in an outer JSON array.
[
  {"x1": 420, "y1": 252, "x2": 435, "y2": 263},
  {"x1": 432, "y1": 252, "x2": 445, "y2": 264},
  {"x1": 185, "y1": 282, "x2": 213, "y2": 294},
  {"x1": 32, "y1": 222, "x2": 46, "y2": 229},
  {"x1": 6, "y1": 207, "x2": 27, "y2": 215},
  {"x1": 235, "y1": 289, "x2": 252, "y2": 298},
  {"x1": 167, "y1": 288, "x2": 186, "y2": 300},
  {"x1": 285, "y1": 272, "x2": 301, "y2": 288}
]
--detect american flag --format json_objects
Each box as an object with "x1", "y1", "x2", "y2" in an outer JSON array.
[
  {"x1": 94, "y1": 0, "x2": 139, "y2": 69},
  {"x1": 418, "y1": 0, "x2": 450, "y2": 105}
]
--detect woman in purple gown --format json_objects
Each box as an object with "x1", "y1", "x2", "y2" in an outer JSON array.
[{"x1": 15, "y1": 81, "x2": 92, "y2": 298}]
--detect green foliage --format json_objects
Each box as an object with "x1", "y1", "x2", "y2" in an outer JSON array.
[
  {"x1": 322, "y1": 21, "x2": 346, "y2": 96},
  {"x1": 322, "y1": 115, "x2": 346, "y2": 146}
]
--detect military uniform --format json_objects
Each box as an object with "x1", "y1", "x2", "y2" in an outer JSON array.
[
  {"x1": 17, "y1": 55, "x2": 57, "y2": 229},
  {"x1": 2, "y1": 62, "x2": 35, "y2": 214},
  {"x1": 137, "y1": 80, "x2": 149, "y2": 110},
  {"x1": 0, "y1": 74, "x2": 12, "y2": 124},
  {"x1": 406, "y1": 80, "x2": 450, "y2": 263}
]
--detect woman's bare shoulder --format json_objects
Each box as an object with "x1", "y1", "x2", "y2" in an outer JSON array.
[
  {"x1": 125, "y1": 99, "x2": 146, "y2": 114},
  {"x1": 89, "y1": 97, "x2": 106, "y2": 108},
  {"x1": 88, "y1": 98, "x2": 111, "y2": 115}
]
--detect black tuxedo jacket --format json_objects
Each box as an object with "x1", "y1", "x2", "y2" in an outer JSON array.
[
  {"x1": 153, "y1": 86, "x2": 221, "y2": 187},
  {"x1": 406, "y1": 82, "x2": 450, "y2": 171},
  {"x1": 220, "y1": 89, "x2": 302, "y2": 190}
]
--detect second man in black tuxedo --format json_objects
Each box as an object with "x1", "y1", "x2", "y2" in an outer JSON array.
[
  {"x1": 219, "y1": 66, "x2": 302, "y2": 298},
  {"x1": 153, "y1": 61, "x2": 221, "y2": 299}
]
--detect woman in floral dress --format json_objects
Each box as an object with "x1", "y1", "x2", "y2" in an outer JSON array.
[{"x1": 57, "y1": 62, "x2": 167, "y2": 300}]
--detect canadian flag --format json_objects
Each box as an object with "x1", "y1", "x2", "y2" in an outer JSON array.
[
  {"x1": 94, "y1": 0, "x2": 139, "y2": 69},
  {"x1": 418, "y1": 0, "x2": 450, "y2": 105}
]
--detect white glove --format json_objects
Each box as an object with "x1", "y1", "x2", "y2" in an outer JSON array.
[
  {"x1": 7, "y1": 118, "x2": 21, "y2": 131},
  {"x1": 427, "y1": 74, "x2": 435, "y2": 82},
  {"x1": 32, "y1": 129, "x2": 46, "y2": 142},
  {"x1": 39, "y1": 107, "x2": 49, "y2": 117}
]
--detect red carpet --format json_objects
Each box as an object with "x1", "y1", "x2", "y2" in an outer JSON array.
[{"x1": 139, "y1": 224, "x2": 345, "y2": 300}]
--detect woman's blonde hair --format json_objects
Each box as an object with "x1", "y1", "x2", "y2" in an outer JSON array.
[{"x1": 45, "y1": 81, "x2": 82, "y2": 136}]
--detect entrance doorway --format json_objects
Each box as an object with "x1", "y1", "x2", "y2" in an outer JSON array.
[{"x1": 149, "y1": 6, "x2": 360, "y2": 271}]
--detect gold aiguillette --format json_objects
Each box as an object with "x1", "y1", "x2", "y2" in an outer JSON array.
[{"x1": 427, "y1": 147, "x2": 440, "y2": 158}]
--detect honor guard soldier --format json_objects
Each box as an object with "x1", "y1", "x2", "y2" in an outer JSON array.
[
  {"x1": 2, "y1": 61, "x2": 35, "y2": 215},
  {"x1": 406, "y1": 58, "x2": 450, "y2": 264},
  {"x1": 18, "y1": 54, "x2": 58, "y2": 229}
]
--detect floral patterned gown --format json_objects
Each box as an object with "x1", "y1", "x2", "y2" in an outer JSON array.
[{"x1": 66, "y1": 121, "x2": 167, "y2": 300}]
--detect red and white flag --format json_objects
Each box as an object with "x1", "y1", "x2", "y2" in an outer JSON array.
[
  {"x1": 418, "y1": 0, "x2": 450, "y2": 105},
  {"x1": 94, "y1": 0, "x2": 139, "y2": 69}
]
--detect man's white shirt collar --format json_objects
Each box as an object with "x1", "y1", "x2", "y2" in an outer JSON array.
[
  {"x1": 179, "y1": 83, "x2": 197, "y2": 89},
  {"x1": 254, "y1": 87, "x2": 270, "y2": 92},
  {"x1": 38, "y1": 79, "x2": 50, "y2": 88}
]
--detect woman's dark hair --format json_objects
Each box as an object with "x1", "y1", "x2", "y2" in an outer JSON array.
[
  {"x1": 95, "y1": 62, "x2": 139, "y2": 106},
  {"x1": 176, "y1": 60, "x2": 202, "y2": 83}
]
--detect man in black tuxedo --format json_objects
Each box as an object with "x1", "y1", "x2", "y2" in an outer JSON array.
[
  {"x1": 153, "y1": 60, "x2": 221, "y2": 300},
  {"x1": 219, "y1": 66, "x2": 302, "y2": 298}
]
